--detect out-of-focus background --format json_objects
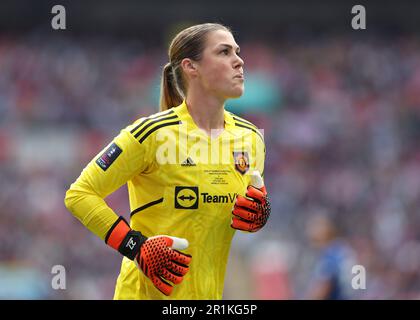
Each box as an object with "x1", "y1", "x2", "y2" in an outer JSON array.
[{"x1": 1, "y1": 0, "x2": 420, "y2": 299}]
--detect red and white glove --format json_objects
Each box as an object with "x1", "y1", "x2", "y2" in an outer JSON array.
[
  {"x1": 105, "y1": 217, "x2": 191, "y2": 296},
  {"x1": 231, "y1": 171, "x2": 271, "y2": 232},
  {"x1": 134, "y1": 235, "x2": 191, "y2": 296}
]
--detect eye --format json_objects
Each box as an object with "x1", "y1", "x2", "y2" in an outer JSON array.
[
  {"x1": 236, "y1": 51, "x2": 241, "y2": 57},
  {"x1": 220, "y1": 49, "x2": 229, "y2": 55}
]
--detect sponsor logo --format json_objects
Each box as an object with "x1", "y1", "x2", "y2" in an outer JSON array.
[
  {"x1": 181, "y1": 157, "x2": 196, "y2": 166},
  {"x1": 201, "y1": 192, "x2": 237, "y2": 203},
  {"x1": 175, "y1": 186, "x2": 236, "y2": 209},
  {"x1": 175, "y1": 186, "x2": 199, "y2": 209}
]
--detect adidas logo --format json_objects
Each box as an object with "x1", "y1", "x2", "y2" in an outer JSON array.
[{"x1": 181, "y1": 157, "x2": 196, "y2": 166}]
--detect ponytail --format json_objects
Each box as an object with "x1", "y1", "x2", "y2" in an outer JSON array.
[{"x1": 159, "y1": 63, "x2": 184, "y2": 111}]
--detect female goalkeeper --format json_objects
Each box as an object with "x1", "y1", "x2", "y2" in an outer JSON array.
[{"x1": 64, "y1": 23, "x2": 270, "y2": 300}]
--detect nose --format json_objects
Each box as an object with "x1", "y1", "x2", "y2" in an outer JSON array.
[{"x1": 233, "y1": 54, "x2": 244, "y2": 69}]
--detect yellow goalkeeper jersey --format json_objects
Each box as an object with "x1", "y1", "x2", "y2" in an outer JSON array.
[{"x1": 65, "y1": 100, "x2": 265, "y2": 300}]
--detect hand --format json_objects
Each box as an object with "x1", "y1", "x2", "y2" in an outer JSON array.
[
  {"x1": 135, "y1": 235, "x2": 192, "y2": 296},
  {"x1": 231, "y1": 171, "x2": 271, "y2": 232},
  {"x1": 105, "y1": 217, "x2": 192, "y2": 296}
]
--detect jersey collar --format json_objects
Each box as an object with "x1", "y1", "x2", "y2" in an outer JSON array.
[{"x1": 173, "y1": 100, "x2": 238, "y2": 136}]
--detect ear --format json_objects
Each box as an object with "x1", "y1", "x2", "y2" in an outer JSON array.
[{"x1": 180, "y1": 58, "x2": 198, "y2": 78}]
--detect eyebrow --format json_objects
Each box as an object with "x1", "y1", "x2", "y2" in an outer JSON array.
[{"x1": 218, "y1": 44, "x2": 240, "y2": 52}]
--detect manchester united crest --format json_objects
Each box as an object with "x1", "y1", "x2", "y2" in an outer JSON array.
[{"x1": 233, "y1": 151, "x2": 249, "y2": 175}]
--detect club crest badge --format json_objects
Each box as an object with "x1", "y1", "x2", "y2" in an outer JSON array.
[{"x1": 233, "y1": 151, "x2": 249, "y2": 175}]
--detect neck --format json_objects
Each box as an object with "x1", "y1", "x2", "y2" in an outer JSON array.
[{"x1": 185, "y1": 90, "x2": 226, "y2": 135}]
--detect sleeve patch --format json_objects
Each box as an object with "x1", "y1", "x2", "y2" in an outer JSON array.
[{"x1": 96, "y1": 142, "x2": 123, "y2": 171}]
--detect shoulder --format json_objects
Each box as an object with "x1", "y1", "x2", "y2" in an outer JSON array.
[
  {"x1": 124, "y1": 108, "x2": 182, "y2": 144},
  {"x1": 227, "y1": 111, "x2": 265, "y2": 145}
]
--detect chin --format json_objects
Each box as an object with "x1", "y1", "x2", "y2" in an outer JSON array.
[{"x1": 228, "y1": 88, "x2": 244, "y2": 99}]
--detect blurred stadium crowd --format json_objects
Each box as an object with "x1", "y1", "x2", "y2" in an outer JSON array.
[{"x1": 0, "y1": 32, "x2": 419, "y2": 299}]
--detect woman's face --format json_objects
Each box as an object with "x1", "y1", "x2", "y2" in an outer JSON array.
[{"x1": 194, "y1": 29, "x2": 244, "y2": 100}]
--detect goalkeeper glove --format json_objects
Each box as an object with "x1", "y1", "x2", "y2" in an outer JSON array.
[
  {"x1": 231, "y1": 170, "x2": 271, "y2": 232},
  {"x1": 105, "y1": 217, "x2": 192, "y2": 296}
]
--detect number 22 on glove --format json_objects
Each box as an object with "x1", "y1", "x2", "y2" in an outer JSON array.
[{"x1": 231, "y1": 170, "x2": 271, "y2": 232}]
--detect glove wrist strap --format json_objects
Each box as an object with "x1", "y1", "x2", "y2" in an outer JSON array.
[{"x1": 105, "y1": 216, "x2": 147, "y2": 260}]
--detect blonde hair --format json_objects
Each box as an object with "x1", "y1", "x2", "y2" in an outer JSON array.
[{"x1": 159, "y1": 23, "x2": 231, "y2": 111}]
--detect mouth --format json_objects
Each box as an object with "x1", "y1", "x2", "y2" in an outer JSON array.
[{"x1": 233, "y1": 74, "x2": 244, "y2": 80}]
